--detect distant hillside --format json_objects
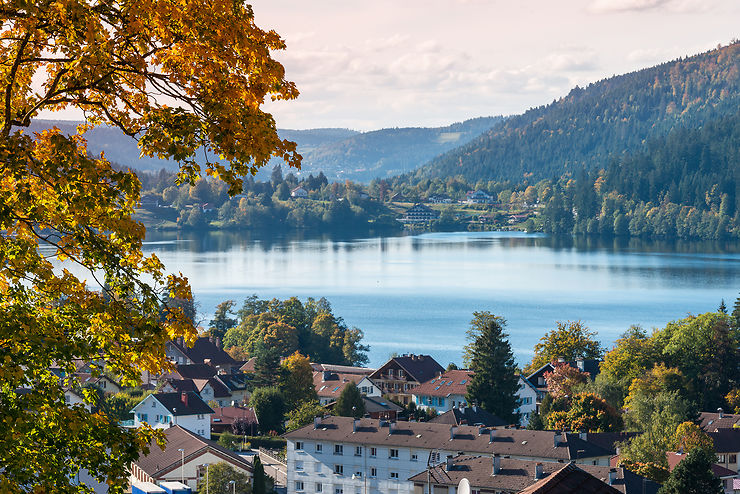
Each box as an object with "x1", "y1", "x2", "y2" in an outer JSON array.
[
  {"x1": 25, "y1": 117, "x2": 501, "y2": 183},
  {"x1": 298, "y1": 116, "x2": 503, "y2": 182},
  {"x1": 412, "y1": 42, "x2": 740, "y2": 184}
]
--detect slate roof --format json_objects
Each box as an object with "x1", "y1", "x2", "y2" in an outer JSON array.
[
  {"x1": 518, "y1": 462, "x2": 622, "y2": 494},
  {"x1": 218, "y1": 373, "x2": 251, "y2": 392},
  {"x1": 408, "y1": 455, "x2": 659, "y2": 494},
  {"x1": 311, "y1": 363, "x2": 375, "y2": 375},
  {"x1": 698, "y1": 411, "x2": 740, "y2": 431},
  {"x1": 134, "y1": 425, "x2": 251, "y2": 478},
  {"x1": 362, "y1": 396, "x2": 403, "y2": 414},
  {"x1": 707, "y1": 428, "x2": 740, "y2": 453},
  {"x1": 580, "y1": 432, "x2": 640, "y2": 456},
  {"x1": 369, "y1": 354, "x2": 444, "y2": 384},
  {"x1": 414, "y1": 370, "x2": 473, "y2": 397},
  {"x1": 193, "y1": 378, "x2": 232, "y2": 398},
  {"x1": 429, "y1": 406, "x2": 508, "y2": 428},
  {"x1": 284, "y1": 416, "x2": 613, "y2": 461},
  {"x1": 161, "y1": 379, "x2": 198, "y2": 394},
  {"x1": 162, "y1": 363, "x2": 217, "y2": 380},
  {"x1": 147, "y1": 392, "x2": 215, "y2": 416},
  {"x1": 169, "y1": 337, "x2": 237, "y2": 366}
]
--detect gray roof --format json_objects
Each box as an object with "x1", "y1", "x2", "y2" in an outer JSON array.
[
  {"x1": 284, "y1": 416, "x2": 612, "y2": 461},
  {"x1": 429, "y1": 406, "x2": 508, "y2": 428},
  {"x1": 147, "y1": 392, "x2": 215, "y2": 416}
]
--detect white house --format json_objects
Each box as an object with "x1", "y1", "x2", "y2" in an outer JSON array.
[
  {"x1": 516, "y1": 375, "x2": 539, "y2": 427},
  {"x1": 291, "y1": 186, "x2": 309, "y2": 199},
  {"x1": 64, "y1": 388, "x2": 91, "y2": 411},
  {"x1": 357, "y1": 377, "x2": 382, "y2": 398},
  {"x1": 131, "y1": 392, "x2": 214, "y2": 439},
  {"x1": 284, "y1": 416, "x2": 614, "y2": 494}
]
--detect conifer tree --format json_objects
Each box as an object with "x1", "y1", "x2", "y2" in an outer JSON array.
[
  {"x1": 335, "y1": 382, "x2": 365, "y2": 418},
  {"x1": 464, "y1": 312, "x2": 520, "y2": 423},
  {"x1": 658, "y1": 448, "x2": 723, "y2": 494}
]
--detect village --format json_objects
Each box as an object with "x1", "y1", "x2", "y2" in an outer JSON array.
[{"x1": 56, "y1": 333, "x2": 740, "y2": 494}]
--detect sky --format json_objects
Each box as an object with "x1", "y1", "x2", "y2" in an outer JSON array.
[{"x1": 250, "y1": 0, "x2": 740, "y2": 130}]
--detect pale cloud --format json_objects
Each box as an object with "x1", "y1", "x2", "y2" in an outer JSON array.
[{"x1": 589, "y1": 0, "x2": 715, "y2": 13}]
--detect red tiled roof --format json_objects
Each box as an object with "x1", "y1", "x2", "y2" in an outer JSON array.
[
  {"x1": 666, "y1": 451, "x2": 738, "y2": 477},
  {"x1": 698, "y1": 411, "x2": 740, "y2": 431},
  {"x1": 518, "y1": 463, "x2": 622, "y2": 494},
  {"x1": 313, "y1": 371, "x2": 364, "y2": 399},
  {"x1": 413, "y1": 370, "x2": 473, "y2": 397}
]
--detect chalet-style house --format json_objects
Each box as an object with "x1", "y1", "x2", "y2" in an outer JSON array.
[
  {"x1": 427, "y1": 193, "x2": 453, "y2": 204},
  {"x1": 516, "y1": 375, "x2": 539, "y2": 426},
  {"x1": 160, "y1": 376, "x2": 233, "y2": 407},
  {"x1": 314, "y1": 366, "x2": 375, "y2": 406},
  {"x1": 369, "y1": 354, "x2": 444, "y2": 405},
  {"x1": 131, "y1": 391, "x2": 214, "y2": 439},
  {"x1": 399, "y1": 204, "x2": 440, "y2": 224},
  {"x1": 412, "y1": 369, "x2": 473, "y2": 412},
  {"x1": 129, "y1": 425, "x2": 252, "y2": 491},
  {"x1": 408, "y1": 454, "x2": 659, "y2": 494},
  {"x1": 291, "y1": 186, "x2": 309, "y2": 199},
  {"x1": 429, "y1": 404, "x2": 507, "y2": 428},
  {"x1": 465, "y1": 190, "x2": 494, "y2": 204},
  {"x1": 284, "y1": 416, "x2": 614, "y2": 494}
]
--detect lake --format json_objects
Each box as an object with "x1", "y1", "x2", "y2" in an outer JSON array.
[{"x1": 143, "y1": 230, "x2": 740, "y2": 368}]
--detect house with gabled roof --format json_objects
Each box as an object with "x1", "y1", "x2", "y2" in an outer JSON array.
[
  {"x1": 129, "y1": 425, "x2": 252, "y2": 491},
  {"x1": 369, "y1": 354, "x2": 444, "y2": 405},
  {"x1": 412, "y1": 369, "x2": 473, "y2": 413},
  {"x1": 314, "y1": 370, "x2": 368, "y2": 406},
  {"x1": 517, "y1": 374, "x2": 540, "y2": 427},
  {"x1": 399, "y1": 203, "x2": 440, "y2": 224},
  {"x1": 408, "y1": 454, "x2": 658, "y2": 494},
  {"x1": 291, "y1": 186, "x2": 308, "y2": 199},
  {"x1": 429, "y1": 404, "x2": 508, "y2": 428},
  {"x1": 131, "y1": 391, "x2": 214, "y2": 439},
  {"x1": 526, "y1": 358, "x2": 601, "y2": 410},
  {"x1": 160, "y1": 377, "x2": 234, "y2": 407},
  {"x1": 210, "y1": 405, "x2": 259, "y2": 435},
  {"x1": 699, "y1": 408, "x2": 740, "y2": 432},
  {"x1": 165, "y1": 336, "x2": 238, "y2": 373}
]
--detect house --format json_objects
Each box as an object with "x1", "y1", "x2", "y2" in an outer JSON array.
[
  {"x1": 429, "y1": 404, "x2": 507, "y2": 428},
  {"x1": 129, "y1": 425, "x2": 252, "y2": 491},
  {"x1": 699, "y1": 409, "x2": 740, "y2": 431},
  {"x1": 210, "y1": 406, "x2": 259, "y2": 435},
  {"x1": 314, "y1": 371, "x2": 368, "y2": 406},
  {"x1": 516, "y1": 375, "x2": 539, "y2": 427},
  {"x1": 408, "y1": 454, "x2": 659, "y2": 494},
  {"x1": 284, "y1": 416, "x2": 614, "y2": 494},
  {"x1": 427, "y1": 193, "x2": 453, "y2": 204},
  {"x1": 165, "y1": 336, "x2": 238, "y2": 373},
  {"x1": 64, "y1": 388, "x2": 91, "y2": 411},
  {"x1": 160, "y1": 377, "x2": 233, "y2": 407},
  {"x1": 291, "y1": 186, "x2": 309, "y2": 199},
  {"x1": 399, "y1": 204, "x2": 440, "y2": 224},
  {"x1": 75, "y1": 373, "x2": 123, "y2": 395},
  {"x1": 708, "y1": 428, "x2": 740, "y2": 475},
  {"x1": 325, "y1": 395, "x2": 403, "y2": 421},
  {"x1": 518, "y1": 462, "x2": 623, "y2": 494},
  {"x1": 412, "y1": 369, "x2": 473, "y2": 413},
  {"x1": 218, "y1": 373, "x2": 252, "y2": 405},
  {"x1": 357, "y1": 376, "x2": 382, "y2": 397},
  {"x1": 390, "y1": 193, "x2": 409, "y2": 203},
  {"x1": 526, "y1": 359, "x2": 600, "y2": 410},
  {"x1": 240, "y1": 357, "x2": 257, "y2": 374},
  {"x1": 369, "y1": 354, "x2": 445, "y2": 405},
  {"x1": 465, "y1": 190, "x2": 493, "y2": 204},
  {"x1": 666, "y1": 451, "x2": 738, "y2": 493},
  {"x1": 131, "y1": 392, "x2": 214, "y2": 439}
]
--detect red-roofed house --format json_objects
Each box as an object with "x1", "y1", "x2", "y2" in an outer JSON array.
[{"x1": 412, "y1": 369, "x2": 473, "y2": 413}]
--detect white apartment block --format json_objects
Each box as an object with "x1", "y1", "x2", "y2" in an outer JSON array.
[{"x1": 284, "y1": 416, "x2": 614, "y2": 494}]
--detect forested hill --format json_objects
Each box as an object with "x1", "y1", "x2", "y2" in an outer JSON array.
[
  {"x1": 298, "y1": 116, "x2": 503, "y2": 182},
  {"x1": 410, "y1": 42, "x2": 740, "y2": 184}
]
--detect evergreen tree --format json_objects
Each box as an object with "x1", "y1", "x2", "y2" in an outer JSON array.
[
  {"x1": 335, "y1": 381, "x2": 365, "y2": 418},
  {"x1": 209, "y1": 300, "x2": 237, "y2": 340},
  {"x1": 718, "y1": 299, "x2": 727, "y2": 314},
  {"x1": 252, "y1": 456, "x2": 267, "y2": 494},
  {"x1": 463, "y1": 312, "x2": 520, "y2": 423},
  {"x1": 732, "y1": 293, "x2": 740, "y2": 328},
  {"x1": 249, "y1": 387, "x2": 286, "y2": 434},
  {"x1": 658, "y1": 448, "x2": 723, "y2": 494}
]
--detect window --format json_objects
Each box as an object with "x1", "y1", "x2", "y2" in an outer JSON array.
[
  {"x1": 411, "y1": 453, "x2": 418, "y2": 461},
  {"x1": 197, "y1": 414, "x2": 205, "y2": 420},
  {"x1": 151, "y1": 400, "x2": 156, "y2": 407},
  {"x1": 314, "y1": 462, "x2": 322, "y2": 473},
  {"x1": 370, "y1": 448, "x2": 377, "y2": 457},
  {"x1": 296, "y1": 441, "x2": 304, "y2": 451},
  {"x1": 295, "y1": 482, "x2": 304, "y2": 491},
  {"x1": 295, "y1": 461, "x2": 304, "y2": 471},
  {"x1": 370, "y1": 468, "x2": 377, "y2": 478},
  {"x1": 354, "y1": 446, "x2": 362, "y2": 456},
  {"x1": 439, "y1": 398, "x2": 445, "y2": 407},
  {"x1": 334, "y1": 489, "x2": 343, "y2": 494},
  {"x1": 389, "y1": 449, "x2": 399, "y2": 459},
  {"x1": 390, "y1": 472, "x2": 399, "y2": 479},
  {"x1": 315, "y1": 484, "x2": 323, "y2": 493},
  {"x1": 354, "y1": 471, "x2": 362, "y2": 478},
  {"x1": 315, "y1": 443, "x2": 323, "y2": 453},
  {"x1": 729, "y1": 454, "x2": 737, "y2": 463},
  {"x1": 718, "y1": 454, "x2": 726, "y2": 463},
  {"x1": 334, "y1": 444, "x2": 343, "y2": 456},
  {"x1": 139, "y1": 413, "x2": 148, "y2": 422},
  {"x1": 333, "y1": 465, "x2": 343, "y2": 476}
]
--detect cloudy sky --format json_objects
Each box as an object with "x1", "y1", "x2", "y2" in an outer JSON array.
[{"x1": 252, "y1": 0, "x2": 740, "y2": 130}]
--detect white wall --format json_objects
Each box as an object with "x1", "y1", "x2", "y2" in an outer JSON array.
[
  {"x1": 515, "y1": 378, "x2": 538, "y2": 427},
  {"x1": 133, "y1": 396, "x2": 212, "y2": 439},
  {"x1": 130, "y1": 450, "x2": 252, "y2": 491}
]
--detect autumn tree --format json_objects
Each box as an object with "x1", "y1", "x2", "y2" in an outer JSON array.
[
  {"x1": 464, "y1": 312, "x2": 520, "y2": 423},
  {"x1": 525, "y1": 321, "x2": 603, "y2": 374},
  {"x1": 670, "y1": 422, "x2": 714, "y2": 454},
  {"x1": 0, "y1": 0, "x2": 299, "y2": 489},
  {"x1": 286, "y1": 401, "x2": 327, "y2": 432},
  {"x1": 209, "y1": 300, "x2": 237, "y2": 340},
  {"x1": 598, "y1": 325, "x2": 660, "y2": 406},
  {"x1": 197, "y1": 462, "x2": 252, "y2": 494},
  {"x1": 543, "y1": 362, "x2": 590, "y2": 399},
  {"x1": 280, "y1": 351, "x2": 318, "y2": 411},
  {"x1": 545, "y1": 393, "x2": 623, "y2": 432}
]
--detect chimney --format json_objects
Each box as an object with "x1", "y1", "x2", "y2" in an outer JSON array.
[
  {"x1": 204, "y1": 358, "x2": 212, "y2": 366},
  {"x1": 489, "y1": 428, "x2": 496, "y2": 444},
  {"x1": 313, "y1": 416, "x2": 322, "y2": 429},
  {"x1": 608, "y1": 468, "x2": 617, "y2": 485},
  {"x1": 216, "y1": 337, "x2": 222, "y2": 349},
  {"x1": 534, "y1": 463, "x2": 544, "y2": 479},
  {"x1": 209, "y1": 335, "x2": 214, "y2": 343},
  {"x1": 579, "y1": 431, "x2": 587, "y2": 441},
  {"x1": 389, "y1": 421, "x2": 396, "y2": 435},
  {"x1": 718, "y1": 407, "x2": 724, "y2": 418},
  {"x1": 472, "y1": 404, "x2": 477, "y2": 413},
  {"x1": 450, "y1": 426, "x2": 458, "y2": 440},
  {"x1": 492, "y1": 454, "x2": 501, "y2": 475},
  {"x1": 576, "y1": 358, "x2": 584, "y2": 371},
  {"x1": 554, "y1": 431, "x2": 562, "y2": 447},
  {"x1": 353, "y1": 419, "x2": 360, "y2": 433},
  {"x1": 180, "y1": 392, "x2": 188, "y2": 407},
  {"x1": 445, "y1": 456, "x2": 454, "y2": 471}
]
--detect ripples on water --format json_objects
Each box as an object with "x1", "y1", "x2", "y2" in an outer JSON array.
[{"x1": 143, "y1": 230, "x2": 740, "y2": 368}]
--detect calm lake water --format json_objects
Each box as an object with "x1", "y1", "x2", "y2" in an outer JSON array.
[{"x1": 143, "y1": 230, "x2": 740, "y2": 368}]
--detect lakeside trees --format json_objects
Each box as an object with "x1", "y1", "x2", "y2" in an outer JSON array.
[{"x1": 0, "y1": 0, "x2": 299, "y2": 489}]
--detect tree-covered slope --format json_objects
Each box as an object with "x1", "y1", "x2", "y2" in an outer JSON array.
[
  {"x1": 300, "y1": 116, "x2": 503, "y2": 182},
  {"x1": 413, "y1": 42, "x2": 740, "y2": 183}
]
